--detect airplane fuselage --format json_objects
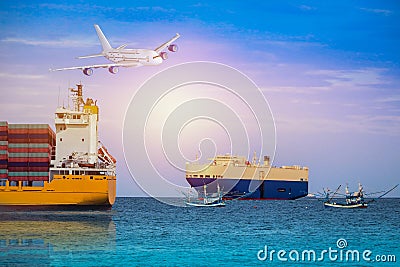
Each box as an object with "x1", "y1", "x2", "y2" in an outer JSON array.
[{"x1": 104, "y1": 49, "x2": 162, "y2": 66}]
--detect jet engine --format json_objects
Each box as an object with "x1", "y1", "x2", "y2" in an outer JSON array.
[
  {"x1": 83, "y1": 68, "x2": 93, "y2": 76},
  {"x1": 168, "y1": 44, "x2": 178, "y2": 52},
  {"x1": 160, "y1": 52, "x2": 168, "y2": 60},
  {"x1": 108, "y1": 66, "x2": 119, "y2": 74}
]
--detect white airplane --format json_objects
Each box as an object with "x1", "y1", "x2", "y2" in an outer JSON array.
[{"x1": 51, "y1": 24, "x2": 180, "y2": 76}]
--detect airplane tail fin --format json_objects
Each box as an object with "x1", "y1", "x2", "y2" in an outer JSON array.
[
  {"x1": 155, "y1": 33, "x2": 180, "y2": 53},
  {"x1": 94, "y1": 24, "x2": 112, "y2": 51}
]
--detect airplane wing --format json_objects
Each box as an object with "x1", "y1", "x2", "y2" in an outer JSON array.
[
  {"x1": 154, "y1": 33, "x2": 180, "y2": 53},
  {"x1": 50, "y1": 62, "x2": 141, "y2": 72},
  {"x1": 77, "y1": 53, "x2": 104, "y2": 59}
]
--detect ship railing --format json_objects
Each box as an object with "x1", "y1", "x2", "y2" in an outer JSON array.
[{"x1": 49, "y1": 168, "x2": 115, "y2": 178}]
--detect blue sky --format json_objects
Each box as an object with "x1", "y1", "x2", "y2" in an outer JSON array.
[{"x1": 0, "y1": 1, "x2": 399, "y2": 196}]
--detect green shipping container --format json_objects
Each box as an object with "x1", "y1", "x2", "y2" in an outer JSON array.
[
  {"x1": 8, "y1": 172, "x2": 28, "y2": 176},
  {"x1": 8, "y1": 143, "x2": 50, "y2": 148},
  {"x1": 8, "y1": 124, "x2": 30, "y2": 129},
  {"x1": 29, "y1": 124, "x2": 50, "y2": 129},
  {"x1": 8, "y1": 153, "x2": 49, "y2": 158},
  {"x1": 28, "y1": 172, "x2": 49, "y2": 176}
]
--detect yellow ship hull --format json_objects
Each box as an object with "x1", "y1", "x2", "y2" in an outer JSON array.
[{"x1": 0, "y1": 174, "x2": 116, "y2": 206}]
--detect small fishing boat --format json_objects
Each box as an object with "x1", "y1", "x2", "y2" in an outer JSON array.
[
  {"x1": 186, "y1": 184, "x2": 226, "y2": 207},
  {"x1": 324, "y1": 201, "x2": 368, "y2": 209},
  {"x1": 186, "y1": 200, "x2": 226, "y2": 207},
  {"x1": 320, "y1": 183, "x2": 398, "y2": 209}
]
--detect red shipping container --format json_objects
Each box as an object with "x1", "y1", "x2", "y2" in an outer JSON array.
[
  {"x1": 8, "y1": 167, "x2": 29, "y2": 172},
  {"x1": 29, "y1": 176, "x2": 48, "y2": 181},
  {"x1": 29, "y1": 148, "x2": 51, "y2": 153},
  {"x1": 8, "y1": 176, "x2": 28, "y2": 181},
  {"x1": 8, "y1": 138, "x2": 30, "y2": 143},
  {"x1": 0, "y1": 174, "x2": 7, "y2": 179},
  {"x1": 8, "y1": 157, "x2": 29, "y2": 162},
  {"x1": 27, "y1": 158, "x2": 50, "y2": 162},
  {"x1": 29, "y1": 155, "x2": 50, "y2": 162},
  {"x1": 8, "y1": 129, "x2": 29, "y2": 134},
  {"x1": 29, "y1": 131, "x2": 51, "y2": 136},
  {"x1": 29, "y1": 138, "x2": 52, "y2": 144},
  {"x1": 8, "y1": 135, "x2": 29, "y2": 140},
  {"x1": 28, "y1": 167, "x2": 49, "y2": 172},
  {"x1": 29, "y1": 134, "x2": 51, "y2": 139},
  {"x1": 7, "y1": 148, "x2": 29, "y2": 153}
]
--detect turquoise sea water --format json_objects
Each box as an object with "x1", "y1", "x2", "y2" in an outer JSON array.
[{"x1": 0, "y1": 198, "x2": 399, "y2": 266}]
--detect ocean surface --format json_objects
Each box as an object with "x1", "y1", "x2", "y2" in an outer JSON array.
[{"x1": 0, "y1": 198, "x2": 399, "y2": 266}]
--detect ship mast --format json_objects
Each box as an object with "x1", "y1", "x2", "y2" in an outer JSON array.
[
  {"x1": 252, "y1": 151, "x2": 258, "y2": 165},
  {"x1": 70, "y1": 83, "x2": 85, "y2": 112}
]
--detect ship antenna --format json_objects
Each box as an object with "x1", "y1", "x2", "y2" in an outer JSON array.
[
  {"x1": 57, "y1": 86, "x2": 61, "y2": 107},
  {"x1": 67, "y1": 86, "x2": 70, "y2": 109},
  {"x1": 252, "y1": 151, "x2": 257, "y2": 165},
  {"x1": 62, "y1": 87, "x2": 65, "y2": 108}
]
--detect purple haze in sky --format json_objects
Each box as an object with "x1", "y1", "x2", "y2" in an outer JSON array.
[{"x1": 0, "y1": 1, "x2": 399, "y2": 196}]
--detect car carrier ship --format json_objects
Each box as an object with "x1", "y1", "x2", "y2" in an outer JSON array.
[
  {"x1": 0, "y1": 83, "x2": 116, "y2": 206},
  {"x1": 186, "y1": 154, "x2": 308, "y2": 200}
]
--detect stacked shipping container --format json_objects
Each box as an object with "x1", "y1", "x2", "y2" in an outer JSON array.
[
  {"x1": 0, "y1": 122, "x2": 56, "y2": 181},
  {"x1": 0, "y1": 121, "x2": 7, "y2": 180}
]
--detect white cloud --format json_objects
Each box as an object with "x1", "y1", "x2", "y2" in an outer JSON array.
[
  {"x1": 1, "y1": 37, "x2": 97, "y2": 48},
  {"x1": 360, "y1": 7, "x2": 393, "y2": 16},
  {"x1": 251, "y1": 33, "x2": 326, "y2": 49},
  {"x1": 262, "y1": 85, "x2": 329, "y2": 94},
  {"x1": 375, "y1": 95, "x2": 400, "y2": 103},
  {"x1": 0, "y1": 72, "x2": 46, "y2": 80},
  {"x1": 39, "y1": 3, "x2": 176, "y2": 14},
  {"x1": 298, "y1": 5, "x2": 317, "y2": 11},
  {"x1": 275, "y1": 114, "x2": 400, "y2": 136},
  {"x1": 256, "y1": 66, "x2": 400, "y2": 136},
  {"x1": 306, "y1": 68, "x2": 390, "y2": 88},
  {"x1": 258, "y1": 67, "x2": 390, "y2": 95}
]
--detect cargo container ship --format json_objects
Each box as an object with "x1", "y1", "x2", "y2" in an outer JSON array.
[
  {"x1": 0, "y1": 84, "x2": 116, "y2": 206},
  {"x1": 186, "y1": 154, "x2": 308, "y2": 200}
]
